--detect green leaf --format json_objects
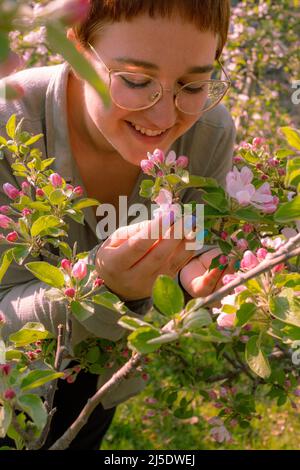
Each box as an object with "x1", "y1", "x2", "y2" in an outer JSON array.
[
  {"x1": 235, "y1": 303, "x2": 257, "y2": 327},
  {"x1": 182, "y1": 308, "x2": 212, "y2": 331},
  {"x1": 30, "y1": 215, "x2": 62, "y2": 237},
  {"x1": 25, "y1": 261, "x2": 65, "y2": 288},
  {"x1": 245, "y1": 336, "x2": 271, "y2": 379},
  {"x1": 12, "y1": 246, "x2": 30, "y2": 265},
  {"x1": 128, "y1": 326, "x2": 161, "y2": 354},
  {"x1": 165, "y1": 174, "x2": 183, "y2": 186},
  {"x1": 0, "y1": 403, "x2": 12, "y2": 439},
  {"x1": 285, "y1": 157, "x2": 300, "y2": 187},
  {"x1": 201, "y1": 192, "x2": 229, "y2": 213},
  {"x1": 234, "y1": 208, "x2": 264, "y2": 222},
  {"x1": 17, "y1": 394, "x2": 47, "y2": 431},
  {"x1": 20, "y1": 370, "x2": 64, "y2": 392},
  {"x1": 269, "y1": 288, "x2": 300, "y2": 327},
  {"x1": 242, "y1": 150, "x2": 260, "y2": 164},
  {"x1": 86, "y1": 346, "x2": 100, "y2": 363},
  {"x1": 274, "y1": 273, "x2": 300, "y2": 289},
  {"x1": 0, "y1": 249, "x2": 14, "y2": 283},
  {"x1": 6, "y1": 115, "x2": 16, "y2": 139},
  {"x1": 280, "y1": 127, "x2": 300, "y2": 151},
  {"x1": 70, "y1": 301, "x2": 94, "y2": 322},
  {"x1": 5, "y1": 350, "x2": 25, "y2": 361},
  {"x1": 92, "y1": 292, "x2": 127, "y2": 314},
  {"x1": 40, "y1": 158, "x2": 55, "y2": 170},
  {"x1": 117, "y1": 315, "x2": 153, "y2": 331},
  {"x1": 147, "y1": 331, "x2": 179, "y2": 345},
  {"x1": 153, "y1": 275, "x2": 184, "y2": 316},
  {"x1": 71, "y1": 198, "x2": 100, "y2": 210},
  {"x1": 274, "y1": 195, "x2": 300, "y2": 223},
  {"x1": 24, "y1": 134, "x2": 43, "y2": 146},
  {"x1": 46, "y1": 23, "x2": 109, "y2": 106},
  {"x1": 49, "y1": 189, "x2": 66, "y2": 205},
  {"x1": 139, "y1": 179, "x2": 154, "y2": 198},
  {"x1": 185, "y1": 175, "x2": 219, "y2": 189},
  {"x1": 9, "y1": 322, "x2": 53, "y2": 347},
  {"x1": 58, "y1": 242, "x2": 73, "y2": 259}
]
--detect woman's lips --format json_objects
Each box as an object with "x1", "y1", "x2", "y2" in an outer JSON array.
[{"x1": 125, "y1": 121, "x2": 170, "y2": 144}]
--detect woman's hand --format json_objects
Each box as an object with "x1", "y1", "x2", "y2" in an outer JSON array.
[
  {"x1": 179, "y1": 248, "x2": 236, "y2": 306},
  {"x1": 95, "y1": 217, "x2": 196, "y2": 301}
]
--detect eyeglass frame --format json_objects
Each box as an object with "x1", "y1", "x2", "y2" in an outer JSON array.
[{"x1": 88, "y1": 42, "x2": 231, "y2": 115}]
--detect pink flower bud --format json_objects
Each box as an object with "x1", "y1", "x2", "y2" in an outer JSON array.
[
  {"x1": 272, "y1": 263, "x2": 285, "y2": 273},
  {"x1": 240, "y1": 335, "x2": 249, "y2": 343},
  {"x1": 66, "y1": 184, "x2": 74, "y2": 192},
  {"x1": 256, "y1": 163, "x2": 263, "y2": 171},
  {"x1": 66, "y1": 375, "x2": 75, "y2": 384},
  {"x1": 278, "y1": 168, "x2": 286, "y2": 176},
  {"x1": 64, "y1": 287, "x2": 76, "y2": 298},
  {"x1": 73, "y1": 186, "x2": 84, "y2": 197},
  {"x1": 61, "y1": 259, "x2": 72, "y2": 271},
  {"x1": 3, "y1": 182, "x2": 20, "y2": 200},
  {"x1": 49, "y1": 173, "x2": 63, "y2": 187},
  {"x1": 176, "y1": 155, "x2": 189, "y2": 168},
  {"x1": 0, "y1": 205, "x2": 11, "y2": 214},
  {"x1": 140, "y1": 159, "x2": 155, "y2": 175},
  {"x1": 22, "y1": 208, "x2": 32, "y2": 217},
  {"x1": 220, "y1": 231, "x2": 228, "y2": 240},
  {"x1": 222, "y1": 274, "x2": 238, "y2": 285},
  {"x1": 71, "y1": 260, "x2": 88, "y2": 280},
  {"x1": 35, "y1": 349, "x2": 42, "y2": 354},
  {"x1": 261, "y1": 174, "x2": 268, "y2": 181},
  {"x1": 243, "y1": 223, "x2": 253, "y2": 233},
  {"x1": 236, "y1": 238, "x2": 248, "y2": 251},
  {"x1": 0, "y1": 313, "x2": 6, "y2": 325},
  {"x1": 151, "y1": 148, "x2": 165, "y2": 164},
  {"x1": 268, "y1": 158, "x2": 280, "y2": 167},
  {"x1": 0, "y1": 364, "x2": 11, "y2": 376},
  {"x1": 4, "y1": 388, "x2": 16, "y2": 400},
  {"x1": 21, "y1": 181, "x2": 30, "y2": 193},
  {"x1": 141, "y1": 373, "x2": 149, "y2": 381},
  {"x1": 233, "y1": 156, "x2": 243, "y2": 164},
  {"x1": 157, "y1": 170, "x2": 164, "y2": 177},
  {"x1": 256, "y1": 248, "x2": 268, "y2": 261},
  {"x1": 252, "y1": 137, "x2": 265, "y2": 148},
  {"x1": 121, "y1": 348, "x2": 130, "y2": 358},
  {"x1": 0, "y1": 214, "x2": 13, "y2": 229},
  {"x1": 36, "y1": 188, "x2": 45, "y2": 197},
  {"x1": 217, "y1": 313, "x2": 236, "y2": 328},
  {"x1": 27, "y1": 351, "x2": 37, "y2": 361},
  {"x1": 6, "y1": 231, "x2": 18, "y2": 242},
  {"x1": 240, "y1": 250, "x2": 259, "y2": 270},
  {"x1": 165, "y1": 150, "x2": 176, "y2": 166},
  {"x1": 219, "y1": 255, "x2": 228, "y2": 265},
  {"x1": 94, "y1": 277, "x2": 104, "y2": 288}
]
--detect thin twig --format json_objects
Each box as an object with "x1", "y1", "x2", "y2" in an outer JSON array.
[{"x1": 49, "y1": 352, "x2": 142, "y2": 450}]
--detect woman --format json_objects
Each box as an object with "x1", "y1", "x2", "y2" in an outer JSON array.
[{"x1": 0, "y1": 0, "x2": 235, "y2": 449}]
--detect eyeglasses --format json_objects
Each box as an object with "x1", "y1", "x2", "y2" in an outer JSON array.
[{"x1": 88, "y1": 43, "x2": 231, "y2": 115}]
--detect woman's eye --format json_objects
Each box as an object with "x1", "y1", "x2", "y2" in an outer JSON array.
[
  {"x1": 181, "y1": 84, "x2": 206, "y2": 94},
  {"x1": 121, "y1": 76, "x2": 151, "y2": 88}
]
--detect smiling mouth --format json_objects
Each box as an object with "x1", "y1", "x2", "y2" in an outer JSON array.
[{"x1": 126, "y1": 121, "x2": 168, "y2": 137}]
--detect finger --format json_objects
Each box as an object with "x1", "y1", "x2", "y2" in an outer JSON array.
[
  {"x1": 186, "y1": 266, "x2": 225, "y2": 298},
  {"x1": 109, "y1": 220, "x2": 151, "y2": 247},
  {"x1": 199, "y1": 247, "x2": 222, "y2": 269},
  {"x1": 113, "y1": 215, "x2": 172, "y2": 269}
]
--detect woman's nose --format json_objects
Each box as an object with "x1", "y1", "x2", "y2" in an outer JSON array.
[{"x1": 143, "y1": 88, "x2": 178, "y2": 130}]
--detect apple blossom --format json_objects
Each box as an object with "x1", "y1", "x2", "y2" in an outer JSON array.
[
  {"x1": 140, "y1": 159, "x2": 155, "y2": 175},
  {"x1": 240, "y1": 250, "x2": 259, "y2": 270},
  {"x1": 64, "y1": 287, "x2": 76, "y2": 298},
  {"x1": 0, "y1": 364, "x2": 11, "y2": 376},
  {"x1": 236, "y1": 238, "x2": 248, "y2": 251},
  {"x1": 153, "y1": 189, "x2": 182, "y2": 225},
  {"x1": 61, "y1": 259, "x2": 72, "y2": 271},
  {"x1": 4, "y1": 388, "x2": 16, "y2": 400},
  {"x1": 3, "y1": 182, "x2": 20, "y2": 200},
  {"x1": 22, "y1": 208, "x2": 32, "y2": 217},
  {"x1": 0, "y1": 205, "x2": 11, "y2": 214},
  {"x1": 71, "y1": 260, "x2": 88, "y2": 280},
  {"x1": 176, "y1": 155, "x2": 189, "y2": 168},
  {"x1": 73, "y1": 186, "x2": 84, "y2": 197},
  {"x1": 165, "y1": 150, "x2": 177, "y2": 166},
  {"x1": 6, "y1": 231, "x2": 18, "y2": 242},
  {"x1": 256, "y1": 248, "x2": 268, "y2": 261},
  {"x1": 49, "y1": 173, "x2": 63, "y2": 187},
  {"x1": 0, "y1": 214, "x2": 13, "y2": 229}
]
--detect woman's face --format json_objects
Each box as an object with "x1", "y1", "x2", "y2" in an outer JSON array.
[{"x1": 82, "y1": 13, "x2": 218, "y2": 165}]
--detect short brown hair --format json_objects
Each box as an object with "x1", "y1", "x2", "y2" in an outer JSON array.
[{"x1": 73, "y1": 0, "x2": 231, "y2": 59}]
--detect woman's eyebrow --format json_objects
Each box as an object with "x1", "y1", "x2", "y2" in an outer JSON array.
[{"x1": 113, "y1": 57, "x2": 214, "y2": 73}]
